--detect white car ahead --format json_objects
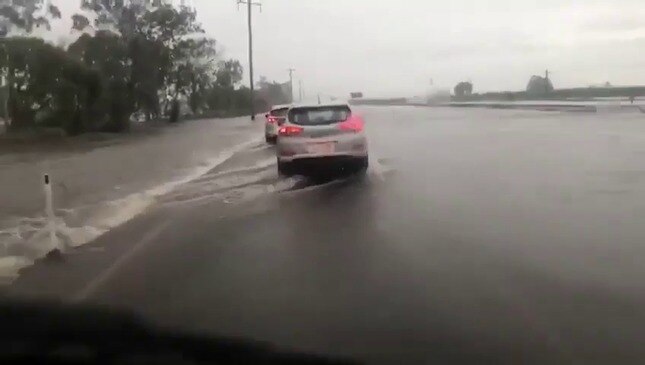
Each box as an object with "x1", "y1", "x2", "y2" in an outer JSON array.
[
  {"x1": 264, "y1": 104, "x2": 290, "y2": 144},
  {"x1": 276, "y1": 103, "x2": 368, "y2": 176}
]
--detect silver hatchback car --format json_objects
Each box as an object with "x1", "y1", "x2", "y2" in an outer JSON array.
[{"x1": 276, "y1": 103, "x2": 368, "y2": 176}]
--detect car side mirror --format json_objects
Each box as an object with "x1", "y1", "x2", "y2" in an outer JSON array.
[{"x1": 264, "y1": 113, "x2": 269, "y2": 118}]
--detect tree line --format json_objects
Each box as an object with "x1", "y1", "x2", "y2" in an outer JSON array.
[
  {"x1": 0, "y1": 0, "x2": 254, "y2": 135},
  {"x1": 452, "y1": 77, "x2": 645, "y2": 101}
]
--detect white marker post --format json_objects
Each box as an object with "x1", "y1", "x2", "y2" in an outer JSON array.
[{"x1": 43, "y1": 173, "x2": 60, "y2": 252}]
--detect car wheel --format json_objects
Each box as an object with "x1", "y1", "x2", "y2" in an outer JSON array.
[
  {"x1": 278, "y1": 160, "x2": 294, "y2": 177},
  {"x1": 265, "y1": 135, "x2": 277, "y2": 144}
]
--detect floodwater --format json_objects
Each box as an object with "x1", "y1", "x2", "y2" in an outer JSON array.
[{"x1": 9, "y1": 106, "x2": 645, "y2": 363}]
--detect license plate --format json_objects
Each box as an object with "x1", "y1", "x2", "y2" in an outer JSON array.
[{"x1": 307, "y1": 142, "x2": 334, "y2": 154}]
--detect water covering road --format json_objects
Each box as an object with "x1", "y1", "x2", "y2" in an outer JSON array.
[
  {"x1": 0, "y1": 117, "x2": 263, "y2": 282},
  {"x1": 10, "y1": 106, "x2": 645, "y2": 364}
]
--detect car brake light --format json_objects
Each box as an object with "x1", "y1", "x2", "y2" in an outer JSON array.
[
  {"x1": 267, "y1": 116, "x2": 278, "y2": 124},
  {"x1": 338, "y1": 115, "x2": 364, "y2": 132},
  {"x1": 278, "y1": 125, "x2": 303, "y2": 136}
]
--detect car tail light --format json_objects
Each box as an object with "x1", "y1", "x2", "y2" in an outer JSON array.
[
  {"x1": 278, "y1": 125, "x2": 303, "y2": 136},
  {"x1": 338, "y1": 115, "x2": 364, "y2": 132},
  {"x1": 267, "y1": 116, "x2": 278, "y2": 124}
]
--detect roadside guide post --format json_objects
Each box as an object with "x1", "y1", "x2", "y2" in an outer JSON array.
[{"x1": 43, "y1": 173, "x2": 61, "y2": 252}]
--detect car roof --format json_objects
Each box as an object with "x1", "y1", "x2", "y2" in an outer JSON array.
[
  {"x1": 270, "y1": 104, "x2": 292, "y2": 110},
  {"x1": 289, "y1": 102, "x2": 350, "y2": 109}
]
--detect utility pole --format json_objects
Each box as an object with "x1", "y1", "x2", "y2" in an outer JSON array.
[
  {"x1": 298, "y1": 79, "x2": 303, "y2": 102},
  {"x1": 287, "y1": 68, "x2": 295, "y2": 103},
  {"x1": 0, "y1": 28, "x2": 9, "y2": 132},
  {"x1": 237, "y1": 0, "x2": 262, "y2": 120}
]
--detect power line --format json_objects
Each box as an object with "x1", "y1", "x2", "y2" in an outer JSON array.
[{"x1": 237, "y1": 0, "x2": 262, "y2": 120}]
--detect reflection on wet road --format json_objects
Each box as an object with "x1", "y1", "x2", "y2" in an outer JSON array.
[{"x1": 11, "y1": 106, "x2": 645, "y2": 364}]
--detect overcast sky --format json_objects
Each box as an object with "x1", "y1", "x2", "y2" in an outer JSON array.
[
  {"x1": 191, "y1": 0, "x2": 645, "y2": 98},
  {"x1": 51, "y1": 0, "x2": 645, "y2": 98}
]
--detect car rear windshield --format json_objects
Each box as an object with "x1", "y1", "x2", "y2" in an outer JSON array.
[
  {"x1": 288, "y1": 106, "x2": 351, "y2": 126},
  {"x1": 270, "y1": 108, "x2": 289, "y2": 117}
]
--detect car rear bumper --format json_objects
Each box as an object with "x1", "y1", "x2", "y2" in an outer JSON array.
[
  {"x1": 278, "y1": 152, "x2": 367, "y2": 163},
  {"x1": 279, "y1": 155, "x2": 368, "y2": 173},
  {"x1": 277, "y1": 134, "x2": 368, "y2": 159}
]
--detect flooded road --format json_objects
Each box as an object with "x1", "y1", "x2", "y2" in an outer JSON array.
[
  {"x1": 10, "y1": 106, "x2": 645, "y2": 364},
  {"x1": 0, "y1": 117, "x2": 263, "y2": 282}
]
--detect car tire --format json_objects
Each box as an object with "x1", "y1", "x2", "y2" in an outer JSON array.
[
  {"x1": 278, "y1": 160, "x2": 294, "y2": 177},
  {"x1": 265, "y1": 135, "x2": 277, "y2": 144}
]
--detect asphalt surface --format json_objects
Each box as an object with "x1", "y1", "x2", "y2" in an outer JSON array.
[{"x1": 9, "y1": 106, "x2": 645, "y2": 364}]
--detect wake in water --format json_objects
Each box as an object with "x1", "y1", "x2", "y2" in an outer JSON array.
[{"x1": 0, "y1": 138, "x2": 263, "y2": 284}]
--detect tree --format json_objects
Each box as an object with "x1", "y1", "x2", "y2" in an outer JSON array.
[
  {"x1": 203, "y1": 59, "x2": 243, "y2": 113},
  {"x1": 0, "y1": 0, "x2": 250, "y2": 134},
  {"x1": 68, "y1": 31, "x2": 133, "y2": 132},
  {"x1": 74, "y1": 1, "x2": 169, "y2": 120},
  {"x1": 128, "y1": 35, "x2": 170, "y2": 120},
  {"x1": 0, "y1": 0, "x2": 61, "y2": 130},
  {"x1": 172, "y1": 37, "x2": 217, "y2": 114},
  {"x1": 75, "y1": 2, "x2": 206, "y2": 120},
  {"x1": 454, "y1": 81, "x2": 473, "y2": 98},
  {"x1": 142, "y1": 5, "x2": 204, "y2": 115},
  {"x1": 257, "y1": 77, "x2": 291, "y2": 106},
  {"x1": 526, "y1": 75, "x2": 554, "y2": 96},
  {"x1": 0, "y1": 37, "x2": 100, "y2": 133},
  {"x1": 216, "y1": 59, "x2": 243, "y2": 89}
]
